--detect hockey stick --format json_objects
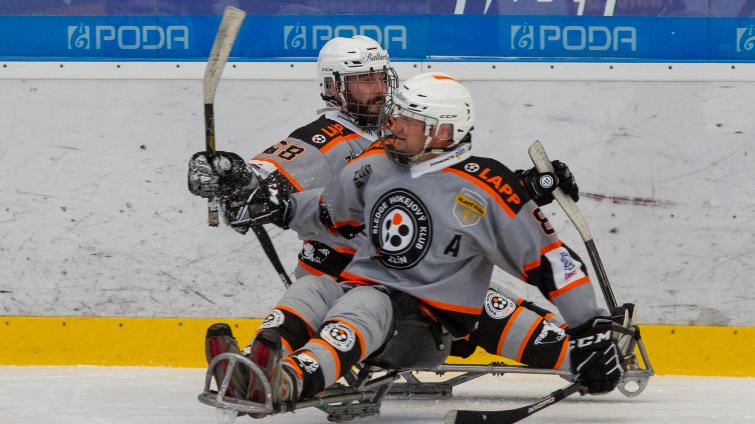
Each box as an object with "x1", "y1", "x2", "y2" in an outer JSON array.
[
  {"x1": 444, "y1": 382, "x2": 581, "y2": 424},
  {"x1": 252, "y1": 225, "x2": 292, "y2": 288},
  {"x1": 202, "y1": 8, "x2": 292, "y2": 287},
  {"x1": 529, "y1": 140, "x2": 655, "y2": 398},
  {"x1": 203, "y1": 6, "x2": 246, "y2": 226},
  {"x1": 527, "y1": 140, "x2": 617, "y2": 311}
]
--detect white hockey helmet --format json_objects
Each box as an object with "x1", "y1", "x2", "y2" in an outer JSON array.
[
  {"x1": 317, "y1": 35, "x2": 398, "y2": 129},
  {"x1": 381, "y1": 72, "x2": 474, "y2": 166}
]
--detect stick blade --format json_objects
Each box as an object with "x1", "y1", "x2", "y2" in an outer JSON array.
[
  {"x1": 444, "y1": 408, "x2": 528, "y2": 424},
  {"x1": 203, "y1": 6, "x2": 246, "y2": 104}
]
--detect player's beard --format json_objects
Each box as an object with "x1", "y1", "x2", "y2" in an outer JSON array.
[{"x1": 346, "y1": 93, "x2": 385, "y2": 129}]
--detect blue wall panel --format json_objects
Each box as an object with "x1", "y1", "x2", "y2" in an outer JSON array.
[{"x1": 1, "y1": 1, "x2": 753, "y2": 61}]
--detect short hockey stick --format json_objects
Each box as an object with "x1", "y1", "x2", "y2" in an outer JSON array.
[
  {"x1": 444, "y1": 382, "x2": 582, "y2": 424},
  {"x1": 527, "y1": 140, "x2": 618, "y2": 311},
  {"x1": 202, "y1": 8, "x2": 292, "y2": 287},
  {"x1": 203, "y1": 6, "x2": 246, "y2": 226}
]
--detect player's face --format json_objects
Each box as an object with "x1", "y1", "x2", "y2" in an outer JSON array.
[
  {"x1": 344, "y1": 71, "x2": 388, "y2": 115},
  {"x1": 389, "y1": 115, "x2": 427, "y2": 154}
]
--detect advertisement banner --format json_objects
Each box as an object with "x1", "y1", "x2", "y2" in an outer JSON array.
[{"x1": 0, "y1": 1, "x2": 753, "y2": 61}]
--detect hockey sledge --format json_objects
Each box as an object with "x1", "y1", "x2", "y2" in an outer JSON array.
[{"x1": 198, "y1": 307, "x2": 653, "y2": 422}]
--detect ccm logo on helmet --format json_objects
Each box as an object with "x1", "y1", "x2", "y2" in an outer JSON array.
[
  {"x1": 570, "y1": 330, "x2": 611, "y2": 349},
  {"x1": 440, "y1": 114, "x2": 458, "y2": 119}
]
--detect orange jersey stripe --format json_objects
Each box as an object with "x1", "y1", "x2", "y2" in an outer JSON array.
[
  {"x1": 297, "y1": 259, "x2": 326, "y2": 276},
  {"x1": 252, "y1": 157, "x2": 304, "y2": 192},
  {"x1": 517, "y1": 316, "x2": 544, "y2": 362},
  {"x1": 320, "y1": 132, "x2": 361, "y2": 154},
  {"x1": 332, "y1": 220, "x2": 363, "y2": 229},
  {"x1": 523, "y1": 258, "x2": 541, "y2": 272},
  {"x1": 338, "y1": 271, "x2": 377, "y2": 285},
  {"x1": 283, "y1": 356, "x2": 305, "y2": 381},
  {"x1": 553, "y1": 335, "x2": 570, "y2": 370},
  {"x1": 333, "y1": 319, "x2": 367, "y2": 361},
  {"x1": 347, "y1": 147, "x2": 385, "y2": 165},
  {"x1": 311, "y1": 339, "x2": 342, "y2": 379},
  {"x1": 548, "y1": 276, "x2": 591, "y2": 299},
  {"x1": 521, "y1": 240, "x2": 565, "y2": 281},
  {"x1": 496, "y1": 307, "x2": 524, "y2": 355},
  {"x1": 280, "y1": 336, "x2": 294, "y2": 356},
  {"x1": 333, "y1": 246, "x2": 357, "y2": 255},
  {"x1": 443, "y1": 167, "x2": 516, "y2": 219},
  {"x1": 274, "y1": 304, "x2": 315, "y2": 336},
  {"x1": 416, "y1": 296, "x2": 483, "y2": 315},
  {"x1": 541, "y1": 240, "x2": 564, "y2": 255}
]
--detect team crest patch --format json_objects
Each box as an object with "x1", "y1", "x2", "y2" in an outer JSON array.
[
  {"x1": 534, "y1": 321, "x2": 566, "y2": 345},
  {"x1": 484, "y1": 290, "x2": 516, "y2": 320},
  {"x1": 369, "y1": 189, "x2": 432, "y2": 270},
  {"x1": 311, "y1": 134, "x2": 327, "y2": 144},
  {"x1": 453, "y1": 188, "x2": 487, "y2": 227},
  {"x1": 261, "y1": 309, "x2": 285, "y2": 329},
  {"x1": 321, "y1": 322, "x2": 356, "y2": 352},
  {"x1": 291, "y1": 351, "x2": 320, "y2": 374}
]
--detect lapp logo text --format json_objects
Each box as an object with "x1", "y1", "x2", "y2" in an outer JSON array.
[
  {"x1": 511, "y1": 24, "x2": 636, "y2": 52},
  {"x1": 67, "y1": 24, "x2": 189, "y2": 50},
  {"x1": 284, "y1": 24, "x2": 407, "y2": 50}
]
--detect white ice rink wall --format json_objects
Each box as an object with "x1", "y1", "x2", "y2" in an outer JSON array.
[
  {"x1": 1, "y1": 64, "x2": 753, "y2": 327},
  {"x1": 1, "y1": 2, "x2": 754, "y2": 374}
]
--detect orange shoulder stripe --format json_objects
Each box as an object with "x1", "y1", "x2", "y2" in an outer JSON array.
[
  {"x1": 320, "y1": 132, "x2": 362, "y2": 154},
  {"x1": 251, "y1": 157, "x2": 304, "y2": 192},
  {"x1": 442, "y1": 167, "x2": 516, "y2": 219},
  {"x1": 347, "y1": 147, "x2": 385, "y2": 165}
]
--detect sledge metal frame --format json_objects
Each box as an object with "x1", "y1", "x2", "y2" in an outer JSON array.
[{"x1": 199, "y1": 330, "x2": 653, "y2": 422}]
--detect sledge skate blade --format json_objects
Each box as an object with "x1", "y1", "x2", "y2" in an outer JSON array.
[{"x1": 198, "y1": 352, "x2": 275, "y2": 415}]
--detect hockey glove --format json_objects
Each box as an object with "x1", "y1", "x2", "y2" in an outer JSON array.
[
  {"x1": 567, "y1": 316, "x2": 624, "y2": 394},
  {"x1": 188, "y1": 151, "x2": 255, "y2": 199},
  {"x1": 226, "y1": 177, "x2": 292, "y2": 231},
  {"x1": 516, "y1": 160, "x2": 579, "y2": 206}
]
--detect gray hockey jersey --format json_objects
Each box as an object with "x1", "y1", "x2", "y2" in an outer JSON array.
[
  {"x1": 250, "y1": 110, "x2": 378, "y2": 276},
  {"x1": 289, "y1": 143, "x2": 605, "y2": 336}
]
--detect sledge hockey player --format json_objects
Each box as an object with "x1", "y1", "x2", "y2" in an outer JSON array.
[
  {"x1": 202, "y1": 72, "x2": 625, "y2": 414},
  {"x1": 188, "y1": 33, "x2": 583, "y2": 383}
]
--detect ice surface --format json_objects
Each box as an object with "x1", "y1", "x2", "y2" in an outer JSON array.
[{"x1": 0, "y1": 367, "x2": 753, "y2": 424}]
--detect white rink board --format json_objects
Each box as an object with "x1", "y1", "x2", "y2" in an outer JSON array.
[
  {"x1": 0, "y1": 78, "x2": 753, "y2": 325},
  {"x1": 0, "y1": 367, "x2": 753, "y2": 424}
]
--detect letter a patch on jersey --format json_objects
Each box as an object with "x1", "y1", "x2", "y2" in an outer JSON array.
[{"x1": 453, "y1": 188, "x2": 487, "y2": 227}]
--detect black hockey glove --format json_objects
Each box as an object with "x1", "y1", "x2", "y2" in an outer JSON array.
[
  {"x1": 516, "y1": 160, "x2": 579, "y2": 206},
  {"x1": 188, "y1": 151, "x2": 255, "y2": 199},
  {"x1": 225, "y1": 177, "x2": 292, "y2": 231},
  {"x1": 567, "y1": 316, "x2": 624, "y2": 395}
]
